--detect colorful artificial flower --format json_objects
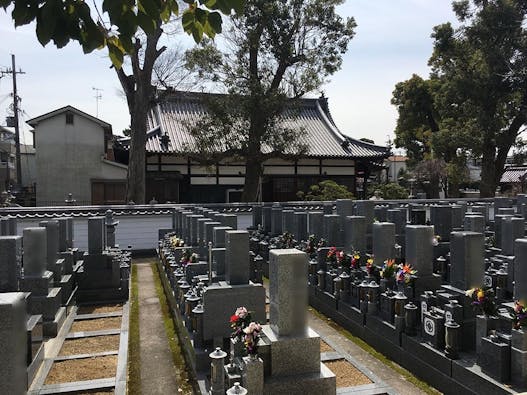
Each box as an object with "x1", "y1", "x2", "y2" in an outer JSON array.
[
  {"x1": 513, "y1": 301, "x2": 527, "y2": 330},
  {"x1": 243, "y1": 321, "x2": 262, "y2": 356},
  {"x1": 351, "y1": 253, "x2": 360, "y2": 269},
  {"x1": 230, "y1": 307, "x2": 252, "y2": 342},
  {"x1": 180, "y1": 249, "x2": 198, "y2": 266},
  {"x1": 366, "y1": 257, "x2": 374, "y2": 275},
  {"x1": 380, "y1": 259, "x2": 396, "y2": 279},
  {"x1": 327, "y1": 247, "x2": 338, "y2": 264},
  {"x1": 465, "y1": 287, "x2": 497, "y2": 316},
  {"x1": 432, "y1": 235, "x2": 441, "y2": 247},
  {"x1": 396, "y1": 263, "x2": 417, "y2": 285}
]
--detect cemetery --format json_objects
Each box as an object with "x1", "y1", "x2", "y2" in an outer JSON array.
[
  {"x1": 0, "y1": 196, "x2": 525, "y2": 394},
  {"x1": 0, "y1": 210, "x2": 131, "y2": 394},
  {"x1": 0, "y1": 196, "x2": 527, "y2": 394}
]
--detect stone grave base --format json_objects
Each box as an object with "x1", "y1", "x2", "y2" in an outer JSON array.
[
  {"x1": 308, "y1": 283, "x2": 518, "y2": 395},
  {"x1": 263, "y1": 362, "x2": 336, "y2": 395},
  {"x1": 43, "y1": 306, "x2": 67, "y2": 337},
  {"x1": 261, "y1": 325, "x2": 320, "y2": 377}
]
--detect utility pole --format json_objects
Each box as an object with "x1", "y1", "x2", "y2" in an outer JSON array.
[
  {"x1": 92, "y1": 87, "x2": 103, "y2": 117},
  {"x1": 0, "y1": 54, "x2": 25, "y2": 189}
]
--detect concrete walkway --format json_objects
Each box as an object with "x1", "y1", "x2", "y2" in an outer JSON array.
[
  {"x1": 137, "y1": 263, "x2": 180, "y2": 394},
  {"x1": 308, "y1": 309, "x2": 431, "y2": 395}
]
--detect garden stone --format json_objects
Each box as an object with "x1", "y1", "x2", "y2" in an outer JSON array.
[
  {"x1": 464, "y1": 215, "x2": 485, "y2": 233},
  {"x1": 501, "y1": 216, "x2": 524, "y2": 256},
  {"x1": 225, "y1": 231, "x2": 250, "y2": 285},
  {"x1": 372, "y1": 222, "x2": 396, "y2": 266}
]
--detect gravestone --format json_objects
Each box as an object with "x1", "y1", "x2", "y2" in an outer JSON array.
[
  {"x1": 405, "y1": 226, "x2": 434, "y2": 276},
  {"x1": 0, "y1": 236, "x2": 22, "y2": 292},
  {"x1": 323, "y1": 214, "x2": 341, "y2": 246},
  {"x1": 225, "y1": 231, "x2": 250, "y2": 285},
  {"x1": 387, "y1": 209, "x2": 406, "y2": 235},
  {"x1": 87, "y1": 217, "x2": 105, "y2": 254},
  {"x1": 514, "y1": 239, "x2": 527, "y2": 303},
  {"x1": 374, "y1": 205, "x2": 388, "y2": 222},
  {"x1": 222, "y1": 214, "x2": 238, "y2": 230},
  {"x1": 0, "y1": 293, "x2": 28, "y2": 394},
  {"x1": 451, "y1": 205, "x2": 464, "y2": 229},
  {"x1": 39, "y1": 220, "x2": 61, "y2": 281},
  {"x1": 262, "y1": 249, "x2": 336, "y2": 394},
  {"x1": 430, "y1": 205, "x2": 452, "y2": 241},
  {"x1": 471, "y1": 205, "x2": 488, "y2": 223},
  {"x1": 355, "y1": 200, "x2": 375, "y2": 232},
  {"x1": 464, "y1": 215, "x2": 485, "y2": 234},
  {"x1": 336, "y1": 199, "x2": 354, "y2": 217},
  {"x1": 293, "y1": 212, "x2": 308, "y2": 242},
  {"x1": 190, "y1": 215, "x2": 204, "y2": 245},
  {"x1": 308, "y1": 212, "x2": 324, "y2": 237},
  {"x1": 23, "y1": 227, "x2": 47, "y2": 277},
  {"x1": 344, "y1": 216, "x2": 366, "y2": 253},
  {"x1": 501, "y1": 216, "x2": 524, "y2": 256},
  {"x1": 271, "y1": 207, "x2": 283, "y2": 236},
  {"x1": 262, "y1": 206, "x2": 272, "y2": 233},
  {"x1": 252, "y1": 205, "x2": 263, "y2": 228},
  {"x1": 494, "y1": 214, "x2": 514, "y2": 249},
  {"x1": 57, "y1": 218, "x2": 69, "y2": 252},
  {"x1": 372, "y1": 222, "x2": 396, "y2": 265},
  {"x1": 450, "y1": 231, "x2": 484, "y2": 290},
  {"x1": 281, "y1": 210, "x2": 294, "y2": 234}
]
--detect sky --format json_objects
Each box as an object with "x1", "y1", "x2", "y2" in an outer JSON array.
[{"x1": 0, "y1": 1, "x2": 458, "y2": 148}]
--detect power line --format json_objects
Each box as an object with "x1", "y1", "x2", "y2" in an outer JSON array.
[{"x1": 0, "y1": 54, "x2": 25, "y2": 189}]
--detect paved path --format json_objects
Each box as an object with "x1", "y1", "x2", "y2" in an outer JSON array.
[
  {"x1": 308, "y1": 309, "x2": 430, "y2": 395},
  {"x1": 137, "y1": 262, "x2": 180, "y2": 394}
]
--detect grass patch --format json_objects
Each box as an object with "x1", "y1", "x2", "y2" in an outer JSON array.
[
  {"x1": 151, "y1": 262, "x2": 196, "y2": 394},
  {"x1": 127, "y1": 264, "x2": 141, "y2": 395},
  {"x1": 308, "y1": 307, "x2": 441, "y2": 395}
]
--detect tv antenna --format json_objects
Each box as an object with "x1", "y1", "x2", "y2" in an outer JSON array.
[{"x1": 92, "y1": 87, "x2": 103, "y2": 117}]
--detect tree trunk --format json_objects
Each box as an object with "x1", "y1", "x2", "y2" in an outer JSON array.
[
  {"x1": 127, "y1": 104, "x2": 148, "y2": 204},
  {"x1": 479, "y1": 147, "x2": 496, "y2": 198},
  {"x1": 242, "y1": 158, "x2": 263, "y2": 202}
]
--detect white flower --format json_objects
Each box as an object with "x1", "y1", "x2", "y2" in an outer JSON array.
[
  {"x1": 235, "y1": 307, "x2": 248, "y2": 319},
  {"x1": 243, "y1": 322, "x2": 261, "y2": 334}
]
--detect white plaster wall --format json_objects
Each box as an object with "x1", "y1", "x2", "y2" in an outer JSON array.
[
  {"x1": 15, "y1": 213, "x2": 252, "y2": 251},
  {"x1": 34, "y1": 113, "x2": 126, "y2": 205}
]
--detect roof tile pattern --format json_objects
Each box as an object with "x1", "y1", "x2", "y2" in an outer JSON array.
[
  {"x1": 500, "y1": 167, "x2": 527, "y2": 183},
  {"x1": 145, "y1": 92, "x2": 389, "y2": 159}
]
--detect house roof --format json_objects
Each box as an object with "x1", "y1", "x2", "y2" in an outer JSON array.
[
  {"x1": 26, "y1": 105, "x2": 112, "y2": 130},
  {"x1": 0, "y1": 126, "x2": 15, "y2": 136},
  {"x1": 500, "y1": 167, "x2": 527, "y2": 184},
  {"x1": 144, "y1": 91, "x2": 390, "y2": 159},
  {"x1": 387, "y1": 155, "x2": 407, "y2": 162}
]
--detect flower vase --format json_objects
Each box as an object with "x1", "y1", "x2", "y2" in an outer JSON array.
[{"x1": 231, "y1": 337, "x2": 245, "y2": 360}]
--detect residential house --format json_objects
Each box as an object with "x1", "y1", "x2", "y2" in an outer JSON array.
[{"x1": 27, "y1": 106, "x2": 127, "y2": 206}]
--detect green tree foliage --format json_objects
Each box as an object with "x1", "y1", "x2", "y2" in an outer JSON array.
[
  {"x1": 1, "y1": 0, "x2": 244, "y2": 68},
  {"x1": 367, "y1": 182, "x2": 409, "y2": 200},
  {"x1": 185, "y1": 0, "x2": 356, "y2": 201},
  {"x1": 2, "y1": 0, "x2": 243, "y2": 203},
  {"x1": 297, "y1": 180, "x2": 354, "y2": 201},
  {"x1": 394, "y1": 0, "x2": 527, "y2": 198}
]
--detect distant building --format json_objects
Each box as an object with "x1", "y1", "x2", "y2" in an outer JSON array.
[
  {"x1": 385, "y1": 155, "x2": 407, "y2": 183},
  {"x1": 27, "y1": 106, "x2": 127, "y2": 206},
  {"x1": 0, "y1": 125, "x2": 16, "y2": 191},
  {"x1": 500, "y1": 166, "x2": 527, "y2": 195},
  {"x1": 117, "y1": 91, "x2": 390, "y2": 203}
]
